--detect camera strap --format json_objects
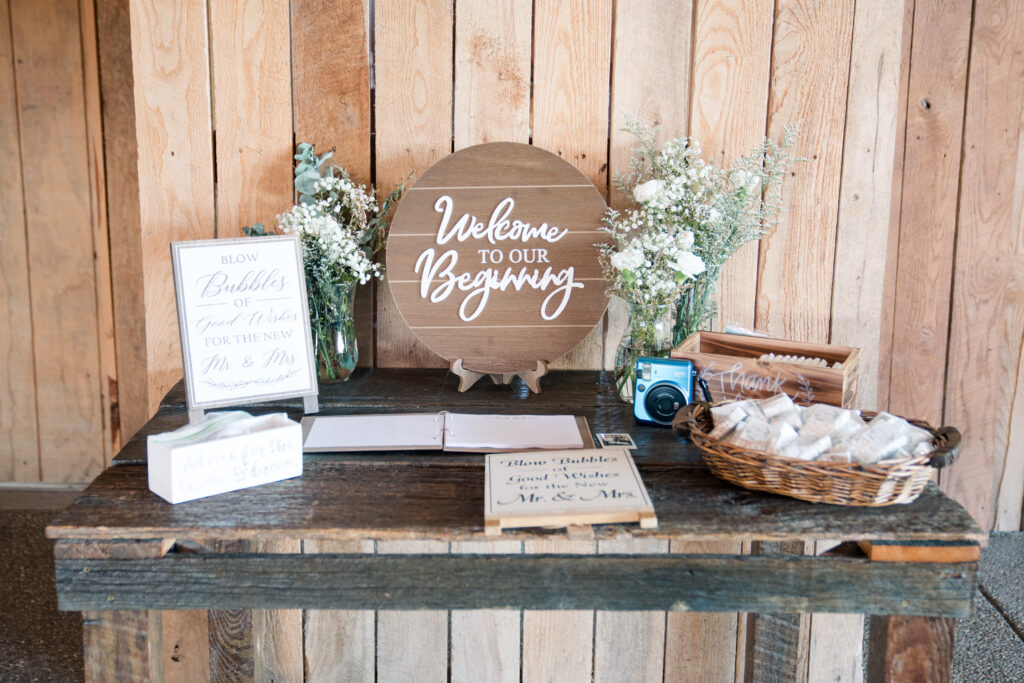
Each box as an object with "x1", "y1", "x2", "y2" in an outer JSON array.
[{"x1": 693, "y1": 372, "x2": 713, "y2": 403}]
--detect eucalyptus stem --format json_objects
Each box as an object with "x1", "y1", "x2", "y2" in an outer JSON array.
[{"x1": 673, "y1": 266, "x2": 719, "y2": 345}]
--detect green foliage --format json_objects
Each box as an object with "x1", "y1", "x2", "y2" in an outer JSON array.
[
  {"x1": 286, "y1": 142, "x2": 408, "y2": 260},
  {"x1": 368, "y1": 173, "x2": 411, "y2": 252},
  {"x1": 294, "y1": 142, "x2": 334, "y2": 203},
  {"x1": 242, "y1": 223, "x2": 270, "y2": 237}
]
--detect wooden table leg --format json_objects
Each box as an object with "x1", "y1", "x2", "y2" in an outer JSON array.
[
  {"x1": 742, "y1": 540, "x2": 812, "y2": 682},
  {"x1": 83, "y1": 610, "x2": 163, "y2": 682},
  {"x1": 867, "y1": 615, "x2": 955, "y2": 683},
  {"x1": 57, "y1": 539, "x2": 174, "y2": 682},
  {"x1": 860, "y1": 540, "x2": 974, "y2": 682}
]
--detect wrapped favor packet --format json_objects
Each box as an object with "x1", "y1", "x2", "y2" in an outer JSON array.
[
  {"x1": 704, "y1": 395, "x2": 938, "y2": 466},
  {"x1": 710, "y1": 403, "x2": 748, "y2": 440},
  {"x1": 781, "y1": 433, "x2": 832, "y2": 461},
  {"x1": 757, "y1": 393, "x2": 796, "y2": 419},
  {"x1": 773, "y1": 407, "x2": 803, "y2": 430},
  {"x1": 725, "y1": 417, "x2": 772, "y2": 452},
  {"x1": 733, "y1": 399, "x2": 768, "y2": 423},
  {"x1": 767, "y1": 422, "x2": 799, "y2": 453},
  {"x1": 801, "y1": 403, "x2": 854, "y2": 438},
  {"x1": 842, "y1": 418, "x2": 910, "y2": 464}
]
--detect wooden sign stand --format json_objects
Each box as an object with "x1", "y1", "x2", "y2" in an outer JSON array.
[
  {"x1": 187, "y1": 396, "x2": 319, "y2": 425},
  {"x1": 451, "y1": 359, "x2": 548, "y2": 393},
  {"x1": 485, "y1": 508, "x2": 657, "y2": 537}
]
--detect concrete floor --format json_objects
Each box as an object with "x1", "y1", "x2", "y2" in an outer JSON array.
[
  {"x1": 0, "y1": 504, "x2": 83, "y2": 682},
  {"x1": 956, "y1": 532, "x2": 1024, "y2": 682},
  {"x1": 1, "y1": 492, "x2": 1022, "y2": 682}
]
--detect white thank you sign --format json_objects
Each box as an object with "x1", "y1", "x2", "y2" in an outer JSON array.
[{"x1": 171, "y1": 235, "x2": 318, "y2": 416}]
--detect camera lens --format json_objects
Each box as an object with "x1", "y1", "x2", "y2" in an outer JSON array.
[{"x1": 643, "y1": 383, "x2": 687, "y2": 425}]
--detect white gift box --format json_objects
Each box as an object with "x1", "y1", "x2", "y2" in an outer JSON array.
[{"x1": 147, "y1": 411, "x2": 303, "y2": 504}]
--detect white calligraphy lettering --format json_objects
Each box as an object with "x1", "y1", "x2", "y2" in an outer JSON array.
[
  {"x1": 414, "y1": 249, "x2": 583, "y2": 321},
  {"x1": 433, "y1": 195, "x2": 568, "y2": 245}
]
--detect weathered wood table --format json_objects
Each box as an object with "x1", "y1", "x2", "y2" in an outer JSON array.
[{"x1": 48, "y1": 370, "x2": 983, "y2": 682}]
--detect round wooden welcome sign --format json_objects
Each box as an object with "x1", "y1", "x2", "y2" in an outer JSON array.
[{"x1": 386, "y1": 142, "x2": 609, "y2": 379}]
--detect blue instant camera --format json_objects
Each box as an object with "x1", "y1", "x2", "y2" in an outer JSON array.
[{"x1": 633, "y1": 356, "x2": 704, "y2": 426}]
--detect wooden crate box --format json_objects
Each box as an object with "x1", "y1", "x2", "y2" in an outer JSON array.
[{"x1": 671, "y1": 332, "x2": 860, "y2": 408}]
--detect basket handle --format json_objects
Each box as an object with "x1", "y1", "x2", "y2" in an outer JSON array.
[
  {"x1": 927, "y1": 425, "x2": 961, "y2": 469},
  {"x1": 672, "y1": 402, "x2": 706, "y2": 439}
]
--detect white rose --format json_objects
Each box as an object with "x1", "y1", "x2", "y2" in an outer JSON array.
[
  {"x1": 677, "y1": 230, "x2": 695, "y2": 251},
  {"x1": 633, "y1": 179, "x2": 663, "y2": 203},
  {"x1": 670, "y1": 251, "x2": 706, "y2": 279},
  {"x1": 708, "y1": 208, "x2": 722, "y2": 223},
  {"x1": 610, "y1": 248, "x2": 644, "y2": 271}
]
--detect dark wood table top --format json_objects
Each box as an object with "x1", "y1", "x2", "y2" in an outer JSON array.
[{"x1": 47, "y1": 369, "x2": 985, "y2": 546}]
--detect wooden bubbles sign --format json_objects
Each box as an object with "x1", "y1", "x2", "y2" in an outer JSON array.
[{"x1": 386, "y1": 142, "x2": 609, "y2": 390}]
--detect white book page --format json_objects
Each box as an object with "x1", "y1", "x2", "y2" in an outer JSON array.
[
  {"x1": 303, "y1": 414, "x2": 444, "y2": 451},
  {"x1": 445, "y1": 414, "x2": 583, "y2": 450}
]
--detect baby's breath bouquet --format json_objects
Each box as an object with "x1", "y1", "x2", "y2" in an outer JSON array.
[
  {"x1": 602, "y1": 120, "x2": 797, "y2": 400},
  {"x1": 599, "y1": 195, "x2": 706, "y2": 399},
  {"x1": 246, "y1": 142, "x2": 405, "y2": 380}
]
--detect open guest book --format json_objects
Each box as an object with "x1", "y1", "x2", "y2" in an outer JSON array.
[{"x1": 300, "y1": 413, "x2": 594, "y2": 453}]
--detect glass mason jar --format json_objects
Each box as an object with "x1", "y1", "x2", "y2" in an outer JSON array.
[
  {"x1": 673, "y1": 269, "x2": 718, "y2": 346},
  {"x1": 614, "y1": 303, "x2": 675, "y2": 403},
  {"x1": 312, "y1": 281, "x2": 358, "y2": 381}
]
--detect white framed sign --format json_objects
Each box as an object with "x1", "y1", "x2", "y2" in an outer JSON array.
[{"x1": 171, "y1": 235, "x2": 318, "y2": 418}]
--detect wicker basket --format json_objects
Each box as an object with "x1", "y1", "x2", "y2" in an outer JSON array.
[{"x1": 672, "y1": 402, "x2": 961, "y2": 506}]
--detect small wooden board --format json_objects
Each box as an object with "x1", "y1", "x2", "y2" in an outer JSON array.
[
  {"x1": 858, "y1": 540, "x2": 981, "y2": 563},
  {"x1": 484, "y1": 447, "x2": 657, "y2": 535}
]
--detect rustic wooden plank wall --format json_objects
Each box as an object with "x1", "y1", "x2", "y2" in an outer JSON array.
[
  {"x1": 996, "y1": 71, "x2": 1024, "y2": 530},
  {"x1": 0, "y1": 0, "x2": 39, "y2": 482},
  {"x1": 1, "y1": 0, "x2": 113, "y2": 484},
  {"x1": 533, "y1": 0, "x2": 611, "y2": 371},
  {"x1": 96, "y1": 0, "x2": 147, "y2": 448},
  {"x1": 130, "y1": 0, "x2": 217, "y2": 407},
  {"x1": 2, "y1": 0, "x2": 1024, "y2": 677},
  {"x1": 756, "y1": 0, "x2": 854, "y2": 344},
  {"x1": 11, "y1": 0, "x2": 107, "y2": 483},
  {"x1": 942, "y1": 0, "x2": 1024, "y2": 530}
]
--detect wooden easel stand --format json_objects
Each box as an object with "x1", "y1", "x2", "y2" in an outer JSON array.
[{"x1": 451, "y1": 359, "x2": 548, "y2": 394}]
